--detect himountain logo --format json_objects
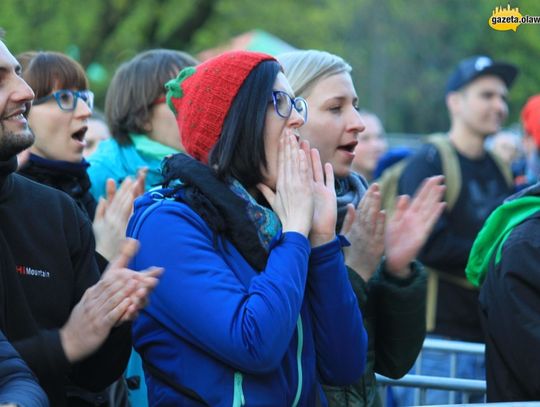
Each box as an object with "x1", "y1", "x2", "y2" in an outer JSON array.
[{"x1": 16, "y1": 265, "x2": 51, "y2": 279}]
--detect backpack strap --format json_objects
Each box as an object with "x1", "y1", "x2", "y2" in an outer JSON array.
[
  {"x1": 425, "y1": 133, "x2": 461, "y2": 212},
  {"x1": 418, "y1": 134, "x2": 474, "y2": 332},
  {"x1": 377, "y1": 159, "x2": 409, "y2": 216},
  {"x1": 377, "y1": 133, "x2": 461, "y2": 215},
  {"x1": 427, "y1": 133, "x2": 514, "y2": 209},
  {"x1": 487, "y1": 149, "x2": 514, "y2": 188}
]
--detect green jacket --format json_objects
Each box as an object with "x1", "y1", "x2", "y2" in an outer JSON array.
[{"x1": 324, "y1": 261, "x2": 426, "y2": 406}]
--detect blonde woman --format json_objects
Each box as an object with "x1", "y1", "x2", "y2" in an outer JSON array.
[{"x1": 279, "y1": 50, "x2": 445, "y2": 407}]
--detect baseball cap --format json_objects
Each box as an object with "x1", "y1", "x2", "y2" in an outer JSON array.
[{"x1": 446, "y1": 55, "x2": 518, "y2": 94}]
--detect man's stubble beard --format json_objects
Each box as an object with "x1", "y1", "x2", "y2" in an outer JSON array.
[{"x1": 0, "y1": 121, "x2": 35, "y2": 161}]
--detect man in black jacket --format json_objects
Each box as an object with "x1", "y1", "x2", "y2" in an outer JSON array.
[
  {"x1": 395, "y1": 56, "x2": 517, "y2": 404},
  {"x1": 0, "y1": 36, "x2": 161, "y2": 406}
]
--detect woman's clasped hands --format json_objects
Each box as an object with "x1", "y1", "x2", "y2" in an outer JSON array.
[{"x1": 258, "y1": 130, "x2": 337, "y2": 247}]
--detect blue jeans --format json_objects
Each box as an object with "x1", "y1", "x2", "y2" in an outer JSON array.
[{"x1": 390, "y1": 337, "x2": 485, "y2": 406}]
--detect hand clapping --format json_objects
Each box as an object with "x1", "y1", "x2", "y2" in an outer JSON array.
[{"x1": 60, "y1": 238, "x2": 162, "y2": 363}]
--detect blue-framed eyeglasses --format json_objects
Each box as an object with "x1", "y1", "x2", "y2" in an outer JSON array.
[
  {"x1": 271, "y1": 90, "x2": 308, "y2": 123},
  {"x1": 32, "y1": 89, "x2": 94, "y2": 112}
]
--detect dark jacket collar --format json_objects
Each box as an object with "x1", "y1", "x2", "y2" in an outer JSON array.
[
  {"x1": 505, "y1": 181, "x2": 540, "y2": 202},
  {"x1": 0, "y1": 156, "x2": 18, "y2": 192}
]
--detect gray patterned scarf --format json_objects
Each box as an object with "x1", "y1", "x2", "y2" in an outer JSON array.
[{"x1": 335, "y1": 172, "x2": 368, "y2": 233}]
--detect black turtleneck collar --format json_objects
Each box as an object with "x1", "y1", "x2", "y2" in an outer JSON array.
[{"x1": 18, "y1": 154, "x2": 96, "y2": 219}]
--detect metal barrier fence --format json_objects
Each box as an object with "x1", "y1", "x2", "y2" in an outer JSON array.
[{"x1": 376, "y1": 338, "x2": 486, "y2": 406}]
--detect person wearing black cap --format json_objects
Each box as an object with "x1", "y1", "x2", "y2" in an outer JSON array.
[{"x1": 394, "y1": 55, "x2": 518, "y2": 405}]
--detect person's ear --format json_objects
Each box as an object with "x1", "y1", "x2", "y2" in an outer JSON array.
[
  {"x1": 446, "y1": 91, "x2": 461, "y2": 116},
  {"x1": 142, "y1": 119, "x2": 152, "y2": 132}
]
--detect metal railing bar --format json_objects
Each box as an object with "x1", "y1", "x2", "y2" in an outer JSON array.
[{"x1": 375, "y1": 374, "x2": 486, "y2": 392}]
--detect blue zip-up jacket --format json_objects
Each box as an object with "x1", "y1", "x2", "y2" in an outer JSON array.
[
  {"x1": 0, "y1": 330, "x2": 48, "y2": 406},
  {"x1": 87, "y1": 138, "x2": 164, "y2": 200},
  {"x1": 127, "y1": 190, "x2": 367, "y2": 406}
]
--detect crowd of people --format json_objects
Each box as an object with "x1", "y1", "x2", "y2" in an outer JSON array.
[{"x1": 0, "y1": 25, "x2": 539, "y2": 407}]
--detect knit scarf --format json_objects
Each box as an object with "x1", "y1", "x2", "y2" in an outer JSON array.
[
  {"x1": 229, "y1": 179, "x2": 281, "y2": 251},
  {"x1": 162, "y1": 153, "x2": 273, "y2": 271},
  {"x1": 130, "y1": 133, "x2": 180, "y2": 162},
  {"x1": 335, "y1": 172, "x2": 368, "y2": 232}
]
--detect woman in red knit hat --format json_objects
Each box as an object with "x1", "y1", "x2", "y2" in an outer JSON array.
[{"x1": 126, "y1": 50, "x2": 367, "y2": 405}]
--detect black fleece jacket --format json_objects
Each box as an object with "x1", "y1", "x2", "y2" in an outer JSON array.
[
  {"x1": 0, "y1": 157, "x2": 131, "y2": 406},
  {"x1": 479, "y1": 183, "x2": 540, "y2": 401},
  {"x1": 18, "y1": 154, "x2": 109, "y2": 272}
]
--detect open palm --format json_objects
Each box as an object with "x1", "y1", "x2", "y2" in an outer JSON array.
[
  {"x1": 343, "y1": 183, "x2": 386, "y2": 282},
  {"x1": 303, "y1": 144, "x2": 337, "y2": 247},
  {"x1": 385, "y1": 176, "x2": 446, "y2": 277}
]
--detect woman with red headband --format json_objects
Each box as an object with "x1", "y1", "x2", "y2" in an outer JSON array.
[{"x1": 88, "y1": 49, "x2": 198, "y2": 199}]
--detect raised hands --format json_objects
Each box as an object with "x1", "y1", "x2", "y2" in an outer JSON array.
[
  {"x1": 258, "y1": 132, "x2": 315, "y2": 238},
  {"x1": 303, "y1": 144, "x2": 337, "y2": 247},
  {"x1": 384, "y1": 175, "x2": 446, "y2": 278},
  {"x1": 258, "y1": 133, "x2": 338, "y2": 247},
  {"x1": 342, "y1": 183, "x2": 386, "y2": 282},
  {"x1": 59, "y1": 239, "x2": 162, "y2": 363},
  {"x1": 93, "y1": 168, "x2": 147, "y2": 261}
]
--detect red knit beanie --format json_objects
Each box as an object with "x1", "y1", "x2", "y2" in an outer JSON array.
[
  {"x1": 165, "y1": 51, "x2": 276, "y2": 163},
  {"x1": 521, "y1": 94, "x2": 540, "y2": 148}
]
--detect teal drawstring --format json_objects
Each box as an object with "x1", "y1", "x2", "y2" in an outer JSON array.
[
  {"x1": 232, "y1": 371, "x2": 245, "y2": 406},
  {"x1": 292, "y1": 316, "x2": 304, "y2": 407}
]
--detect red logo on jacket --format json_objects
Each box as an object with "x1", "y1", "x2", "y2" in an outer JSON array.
[{"x1": 16, "y1": 265, "x2": 50, "y2": 278}]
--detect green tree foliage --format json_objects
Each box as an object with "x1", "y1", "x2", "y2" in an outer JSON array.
[{"x1": 1, "y1": 0, "x2": 539, "y2": 133}]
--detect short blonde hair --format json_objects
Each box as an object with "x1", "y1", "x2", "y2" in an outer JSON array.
[{"x1": 278, "y1": 50, "x2": 351, "y2": 98}]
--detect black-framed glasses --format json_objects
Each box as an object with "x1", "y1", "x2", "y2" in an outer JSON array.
[
  {"x1": 271, "y1": 90, "x2": 308, "y2": 123},
  {"x1": 32, "y1": 89, "x2": 94, "y2": 112}
]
